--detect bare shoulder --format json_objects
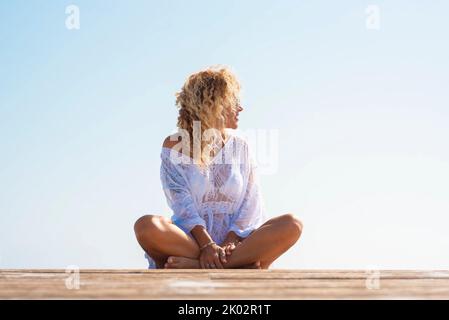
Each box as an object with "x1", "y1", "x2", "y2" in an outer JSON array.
[{"x1": 162, "y1": 134, "x2": 181, "y2": 150}]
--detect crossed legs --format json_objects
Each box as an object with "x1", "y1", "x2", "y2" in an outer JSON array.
[{"x1": 134, "y1": 213, "x2": 303, "y2": 269}]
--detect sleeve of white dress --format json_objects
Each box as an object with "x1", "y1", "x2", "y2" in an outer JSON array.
[
  {"x1": 160, "y1": 152, "x2": 207, "y2": 233},
  {"x1": 229, "y1": 143, "x2": 266, "y2": 238}
]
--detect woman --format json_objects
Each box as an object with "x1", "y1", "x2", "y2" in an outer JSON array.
[{"x1": 134, "y1": 66, "x2": 302, "y2": 269}]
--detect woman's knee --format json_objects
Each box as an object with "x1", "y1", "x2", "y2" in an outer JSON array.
[
  {"x1": 134, "y1": 215, "x2": 167, "y2": 242},
  {"x1": 278, "y1": 213, "x2": 303, "y2": 242}
]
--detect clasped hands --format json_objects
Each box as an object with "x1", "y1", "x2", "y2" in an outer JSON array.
[{"x1": 198, "y1": 240, "x2": 240, "y2": 269}]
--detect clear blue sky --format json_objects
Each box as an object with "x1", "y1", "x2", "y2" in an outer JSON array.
[{"x1": 1, "y1": 0, "x2": 449, "y2": 269}]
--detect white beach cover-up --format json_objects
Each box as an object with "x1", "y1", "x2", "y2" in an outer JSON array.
[{"x1": 144, "y1": 131, "x2": 266, "y2": 269}]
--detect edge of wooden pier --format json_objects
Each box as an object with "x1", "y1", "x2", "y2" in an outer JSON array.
[{"x1": 1, "y1": 269, "x2": 449, "y2": 300}]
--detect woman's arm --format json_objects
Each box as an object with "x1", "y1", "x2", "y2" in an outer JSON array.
[
  {"x1": 161, "y1": 153, "x2": 207, "y2": 233},
  {"x1": 190, "y1": 225, "x2": 215, "y2": 248}
]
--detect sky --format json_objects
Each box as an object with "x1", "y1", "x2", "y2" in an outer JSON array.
[{"x1": 1, "y1": 0, "x2": 449, "y2": 270}]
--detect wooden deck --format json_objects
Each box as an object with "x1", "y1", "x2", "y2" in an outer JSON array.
[{"x1": 1, "y1": 269, "x2": 449, "y2": 299}]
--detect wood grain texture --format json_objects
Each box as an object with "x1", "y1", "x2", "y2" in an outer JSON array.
[{"x1": 1, "y1": 269, "x2": 449, "y2": 300}]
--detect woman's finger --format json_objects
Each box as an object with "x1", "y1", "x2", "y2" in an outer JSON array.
[
  {"x1": 219, "y1": 249, "x2": 227, "y2": 264},
  {"x1": 208, "y1": 255, "x2": 217, "y2": 268},
  {"x1": 214, "y1": 255, "x2": 223, "y2": 269},
  {"x1": 211, "y1": 252, "x2": 220, "y2": 268},
  {"x1": 226, "y1": 243, "x2": 236, "y2": 255}
]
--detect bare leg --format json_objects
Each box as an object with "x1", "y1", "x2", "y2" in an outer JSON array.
[
  {"x1": 134, "y1": 215, "x2": 200, "y2": 268},
  {"x1": 164, "y1": 213, "x2": 302, "y2": 269},
  {"x1": 134, "y1": 213, "x2": 302, "y2": 269},
  {"x1": 222, "y1": 213, "x2": 303, "y2": 269},
  {"x1": 134, "y1": 216, "x2": 262, "y2": 269}
]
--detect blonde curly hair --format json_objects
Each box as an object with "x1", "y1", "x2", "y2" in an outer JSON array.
[{"x1": 175, "y1": 66, "x2": 241, "y2": 165}]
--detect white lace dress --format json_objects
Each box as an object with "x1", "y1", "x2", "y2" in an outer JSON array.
[{"x1": 144, "y1": 132, "x2": 266, "y2": 269}]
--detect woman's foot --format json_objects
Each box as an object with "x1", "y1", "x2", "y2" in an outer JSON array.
[
  {"x1": 163, "y1": 256, "x2": 263, "y2": 269},
  {"x1": 164, "y1": 256, "x2": 201, "y2": 269},
  {"x1": 240, "y1": 261, "x2": 262, "y2": 269}
]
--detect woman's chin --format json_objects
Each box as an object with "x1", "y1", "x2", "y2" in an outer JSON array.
[{"x1": 226, "y1": 122, "x2": 238, "y2": 129}]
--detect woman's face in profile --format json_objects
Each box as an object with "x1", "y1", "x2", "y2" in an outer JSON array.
[{"x1": 224, "y1": 101, "x2": 244, "y2": 129}]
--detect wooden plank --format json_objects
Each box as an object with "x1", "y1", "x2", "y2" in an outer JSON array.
[
  {"x1": 1, "y1": 270, "x2": 449, "y2": 299},
  {"x1": 3, "y1": 269, "x2": 449, "y2": 278}
]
